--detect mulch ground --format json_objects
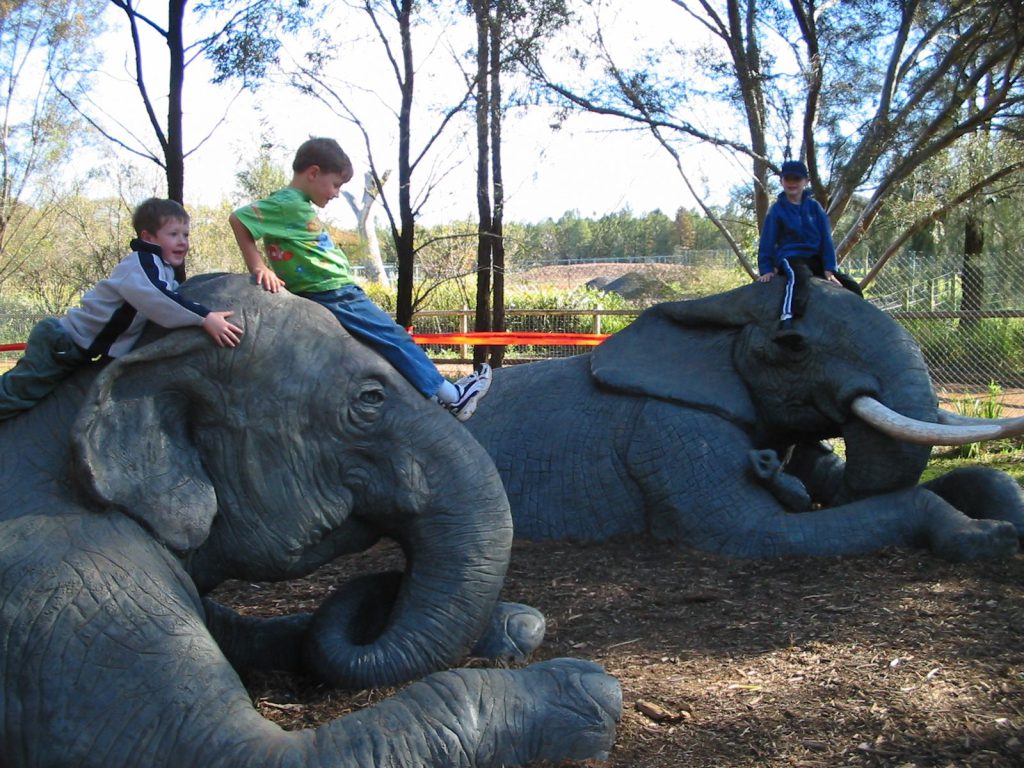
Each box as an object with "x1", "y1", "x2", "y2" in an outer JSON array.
[{"x1": 213, "y1": 535, "x2": 1024, "y2": 767}]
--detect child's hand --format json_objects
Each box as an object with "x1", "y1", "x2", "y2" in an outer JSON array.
[
  {"x1": 253, "y1": 266, "x2": 285, "y2": 293},
  {"x1": 824, "y1": 270, "x2": 841, "y2": 285},
  {"x1": 757, "y1": 273, "x2": 774, "y2": 283},
  {"x1": 202, "y1": 311, "x2": 244, "y2": 348}
]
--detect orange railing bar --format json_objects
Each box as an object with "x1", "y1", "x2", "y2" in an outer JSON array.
[
  {"x1": 0, "y1": 331, "x2": 610, "y2": 356},
  {"x1": 412, "y1": 331, "x2": 608, "y2": 346}
]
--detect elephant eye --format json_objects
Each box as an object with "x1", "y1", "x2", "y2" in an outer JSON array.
[
  {"x1": 348, "y1": 380, "x2": 387, "y2": 427},
  {"x1": 359, "y1": 388, "x2": 385, "y2": 406}
]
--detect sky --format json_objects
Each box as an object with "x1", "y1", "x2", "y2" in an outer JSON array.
[{"x1": 80, "y1": 1, "x2": 739, "y2": 229}]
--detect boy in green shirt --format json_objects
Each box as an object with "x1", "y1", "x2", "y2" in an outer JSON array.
[{"x1": 229, "y1": 137, "x2": 490, "y2": 420}]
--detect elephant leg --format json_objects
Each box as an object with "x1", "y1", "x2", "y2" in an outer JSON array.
[
  {"x1": 311, "y1": 658, "x2": 621, "y2": 767},
  {"x1": 0, "y1": 514, "x2": 273, "y2": 767},
  {"x1": 1, "y1": 517, "x2": 619, "y2": 768},
  {"x1": 759, "y1": 486, "x2": 1020, "y2": 561},
  {"x1": 654, "y1": 461, "x2": 1018, "y2": 560},
  {"x1": 922, "y1": 466, "x2": 1024, "y2": 537},
  {"x1": 203, "y1": 598, "x2": 312, "y2": 675}
]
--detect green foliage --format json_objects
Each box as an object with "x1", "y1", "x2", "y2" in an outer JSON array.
[
  {"x1": 505, "y1": 285, "x2": 635, "y2": 334},
  {"x1": 362, "y1": 281, "x2": 396, "y2": 313},
  {"x1": 0, "y1": 291, "x2": 50, "y2": 345},
  {"x1": 922, "y1": 452, "x2": 1024, "y2": 486},
  {"x1": 952, "y1": 382, "x2": 1008, "y2": 460},
  {"x1": 663, "y1": 265, "x2": 748, "y2": 298},
  {"x1": 434, "y1": 208, "x2": 735, "y2": 270},
  {"x1": 233, "y1": 144, "x2": 290, "y2": 201},
  {"x1": 197, "y1": 1, "x2": 314, "y2": 88},
  {"x1": 189, "y1": 200, "x2": 248, "y2": 276},
  {"x1": 0, "y1": 0, "x2": 104, "y2": 288}
]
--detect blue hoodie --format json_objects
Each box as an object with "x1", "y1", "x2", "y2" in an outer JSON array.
[{"x1": 757, "y1": 188, "x2": 837, "y2": 276}]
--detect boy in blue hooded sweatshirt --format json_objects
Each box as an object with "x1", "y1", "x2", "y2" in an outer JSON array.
[{"x1": 757, "y1": 160, "x2": 860, "y2": 329}]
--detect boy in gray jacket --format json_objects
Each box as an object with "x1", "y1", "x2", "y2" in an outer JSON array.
[{"x1": 0, "y1": 198, "x2": 242, "y2": 420}]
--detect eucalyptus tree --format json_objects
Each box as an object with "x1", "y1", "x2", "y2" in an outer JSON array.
[
  {"x1": 62, "y1": 0, "x2": 312, "y2": 205},
  {"x1": 0, "y1": 0, "x2": 104, "y2": 293},
  {"x1": 465, "y1": 0, "x2": 569, "y2": 366},
  {"x1": 290, "y1": 1, "x2": 478, "y2": 328},
  {"x1": 529, "y1": 0, "x2": 1024, "y2": 286}
]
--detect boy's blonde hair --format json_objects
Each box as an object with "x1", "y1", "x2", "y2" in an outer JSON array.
[
  {"x1": 293, "y1": 137, "x2": 353, "y2": 177},
  {"x1": 132, "y1": 198, "x2": 190, "y2": 236}
]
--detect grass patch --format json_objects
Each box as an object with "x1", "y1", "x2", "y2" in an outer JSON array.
[{"x1": 923, "y1": 449, "x2": 1024, "y2": 484}]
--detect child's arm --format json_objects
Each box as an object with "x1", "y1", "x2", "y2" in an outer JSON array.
[
  {"x1": 113, "y1": 251, "x2": 245, "y2": 347},
  {"x1": 202, "y1": 311, "x2": 244, "y2": 348},
  {"x1": 229, "y1": 213, "x2": 285, "y2": 293},
  {"x1": 756, "y1": 206, "x2": 780, "y2": 280}
]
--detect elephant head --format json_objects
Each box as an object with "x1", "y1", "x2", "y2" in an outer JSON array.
[
  {"x1": 69, "y1": 273, "x2": 513, "y2": 688},
  {"x1": 591, "y1": 278, "x2": 1024, "y2": 506}
]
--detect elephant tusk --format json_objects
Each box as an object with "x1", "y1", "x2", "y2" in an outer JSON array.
[
  {"x1": 851, "y1": 396, "x2": 1024, "y2": 446},
  {"x1": 936, "y1": 408, "x2": 1024, "y2": 430}
]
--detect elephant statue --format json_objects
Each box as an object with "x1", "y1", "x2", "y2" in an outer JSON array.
[
  {"x1": 468, "y1": 278, "x2": 1024, "y2": 561},
  {"x1": 0, "y1": 274, "x2": 620, "y2": 768}
]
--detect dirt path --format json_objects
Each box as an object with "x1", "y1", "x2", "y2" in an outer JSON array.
[{"x1": 214, "y1": 537, "x2": 1024, "y2": 767}]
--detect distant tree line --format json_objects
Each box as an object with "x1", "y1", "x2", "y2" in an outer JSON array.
[{"x1": 376, "y1": 207, "x2": 732, "y2": 275}]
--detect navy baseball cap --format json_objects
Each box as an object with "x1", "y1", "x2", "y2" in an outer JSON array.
[{"x1": 780, "y1": 160, "x2": 809, "y2": 178}]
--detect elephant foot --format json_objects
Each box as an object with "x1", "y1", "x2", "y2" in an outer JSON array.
[
  {"x1": 414, "y1": 658, "x2": 622, "y2": 766},
  {"x1": 923, "y1": 466, "x2": 1024, "y2": 537},
  {"x1": 470, "y1": 601, "x2": 546, "y2": 663},
  {"x1": 928, "y1": 514, "x2": 1019, "y2": 562}
]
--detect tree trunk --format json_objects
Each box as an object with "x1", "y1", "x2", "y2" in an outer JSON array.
[
  {"x1": 166, "y1": 0, "x2": 186, "y2": 205},
  {"x1": 395, "y1": 0, "x2": 416, "y2": 329},
  {"x1": 488, "y1": 0, "x2": 505, "y2": 369},
  {"x1": 165, "y1": 0, "x2": 187, "y2": 281},
  {"x1": 726, "y1": 1, "x2": 770, "y2": 231},
  {"x1": 344, "y1": 171, "x2": 391, "y2": 289},
  {"x1": 472, "y1": 0, "x2": 493, "y2": 369},
  {"x1": 959, "y1": 208, "x2": 985, "y2": 332}
]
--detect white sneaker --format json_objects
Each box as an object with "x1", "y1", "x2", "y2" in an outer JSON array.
[{"x1": 443, "y1": 363, "x2": 493, "y2": 421}]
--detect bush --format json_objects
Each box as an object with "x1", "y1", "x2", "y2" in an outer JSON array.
[{"x1": 950, "y1": 382, "x2": 1019, "y2": 459}]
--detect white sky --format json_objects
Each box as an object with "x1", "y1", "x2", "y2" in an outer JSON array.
[{"x1": 80, "y1": 0, "x2": 743, "y2": 227}]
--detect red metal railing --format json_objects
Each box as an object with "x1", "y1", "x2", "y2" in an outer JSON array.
[{"x1": 0, "y1": 331, "x2": 610, "y2": 356}]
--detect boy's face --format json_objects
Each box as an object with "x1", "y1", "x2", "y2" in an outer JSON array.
[
  {"x1": 781, "y1": 174, "x2": 809, "y2": 199},
  {"x1": 140, "y1": 217, "x2": 190, "y2": 268},
  {"x1": 300, "y1": 166, "x2": 352, "y2": 208}
]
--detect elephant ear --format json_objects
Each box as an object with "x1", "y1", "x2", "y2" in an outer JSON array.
[
  {"x1": 71, "y1": 330, "x2": 219, "y2": 553},
  {"x1": 591, "y1": 285, "x2": 772, "y2": 427}
]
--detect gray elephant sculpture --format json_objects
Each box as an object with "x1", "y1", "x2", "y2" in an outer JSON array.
[
  {"x1": 468, "y1": 278, "x2": 1024, "y2": 561},
  {"x1": 0, "y1": 273, "x2": 620, "y2": 768}
]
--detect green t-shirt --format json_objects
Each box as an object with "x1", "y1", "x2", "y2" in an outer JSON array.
[{"x1": 233, "y1": 187, "x2": 354, "y2": 294}]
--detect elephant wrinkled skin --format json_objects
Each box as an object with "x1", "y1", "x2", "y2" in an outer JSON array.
[
  {"x1": 0, "y1": 274, "x2": 620, "y2": 768},
  {"x1": 468, "y1": 278, "x2": 1024, "y2": 561}
]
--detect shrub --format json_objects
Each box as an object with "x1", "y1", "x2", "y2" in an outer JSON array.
[{"x1": 953, "y1": 382, "x2": 1007, "y2": 459}]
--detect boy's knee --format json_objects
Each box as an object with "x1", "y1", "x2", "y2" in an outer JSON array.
[{"x1": 29, "y1": 319, "x2": 87, "y2": 369}]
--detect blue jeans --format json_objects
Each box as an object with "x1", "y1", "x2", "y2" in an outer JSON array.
[{"x1": 300, "y1": 285, "x2": 444, "y2": 398}]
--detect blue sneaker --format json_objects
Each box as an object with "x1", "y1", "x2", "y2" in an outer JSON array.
[{"x1": 444, "y1": 363, "x2": 492, "y2": 421}]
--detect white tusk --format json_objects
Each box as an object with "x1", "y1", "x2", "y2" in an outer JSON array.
[
  {"x1": 851, "y1": 396, "x2": 1024, "y2": 446},
  {"x1": 936, "y1": 408, "x2": 1024, "y2": 429}
]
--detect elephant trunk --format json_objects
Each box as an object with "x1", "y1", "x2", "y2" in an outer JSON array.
[
  {"x1": 305, "y1": 448, "x2": 513, "y2": 689},
  {"x1": 834, "y1": 333, "x2": 938, "y2": 504}
]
